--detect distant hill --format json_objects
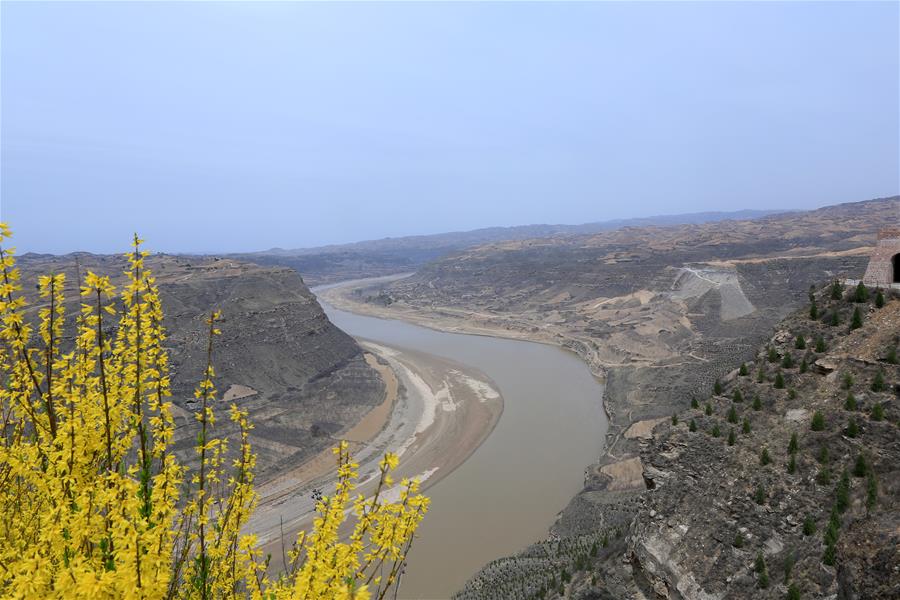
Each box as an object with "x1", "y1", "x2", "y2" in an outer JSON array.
[{"x1": 231, "y1": 208, "x2": 789, "y2": 285}]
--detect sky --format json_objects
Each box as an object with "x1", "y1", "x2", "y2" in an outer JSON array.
[{"x1": 2, "y1": 2, "x2": 898, "y2": 255}]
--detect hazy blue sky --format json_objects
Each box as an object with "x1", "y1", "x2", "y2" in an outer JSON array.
[{"x1": 2, "y1": 2, "x2": 898, "y2": 254}]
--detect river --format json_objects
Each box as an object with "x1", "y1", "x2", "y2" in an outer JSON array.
[{"x1": 315, "y1": 284, "x2": 608, "y2": 599}]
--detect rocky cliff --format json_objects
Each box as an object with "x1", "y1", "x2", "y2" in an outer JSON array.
[{"x1": 17, "y1": 253, "x2": 385, "y2": 482}]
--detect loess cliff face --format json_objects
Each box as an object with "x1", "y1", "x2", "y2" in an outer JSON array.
[
  {"x1": 17, "y1": 253, "x2": 385, "y2": 482},
  {"x1": 459, "y1": 285, "x2": 899, "y2": 600}
]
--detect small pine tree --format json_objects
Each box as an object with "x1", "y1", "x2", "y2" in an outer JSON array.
[
  {"x1": 705, "y1": 403, "x2": 713, "y2": 416},
  {"x1": 755, "y1": 551, "x2": 766, "y2": 574},
  {"x1": 787, "y1": 583, "x2": 800, "y2": 600},
  {"x1": 854, "y1": 282, "x2": 869, "y2": 303},
  {"x1": 823, "y1": 542, "x2": 836, "y2": 566},
  {"x1": 811, "y1": 411, "x2": 825, "y2": 431},
  {"x1": 691, "y1": 397, "x2": 699, "y2": 409},
  {"x1": 782, "y1": 353, "x2": 794, "y2": 369},
  {"x1": 788, "y1": 432, "x2": 798, "y2": 454},
  {"x1": 866, "y1": 472, "x2": 878, "y2": 514},
  {"x1": 799, "y1": 356, "x2": 808, "y2": 374},
  {"x1": 844, "y1": 392, "x2": 857, "y2": 411},
  {"x1": 795, "y1": 335, "x2": 806, "y2": 350},
  {"x1": 754, "y1": 485, "x2": 766, "y2": 505},
  {"x1": 842, "y1": 372, "x2": 854, "y2": 390},
  {"x1": 802, "y1": 515, "x2": 816, "y2": 536},
  {"x1": 671, "y1": 413, "x2": 678, "y2": 426},
  {"x1": 714, "y1": 379, "x2": 723, "y2": 395},
  {"x1": 788, "y1": 388, "x2": 797, "y2": 400},
  {"x1": 871, "y1": 370, "x2": 886, "y2": 392},
  {"x1": 727, "y1": 428, "x2": 736, "y2": 446},
  {"x1": 815, "y1": 336, "x2": 827, "y2": 353},
  {"x1": 739, "y1": 363, "x2": 749, "y2": 376},
  {"x1": 853, "y1": 453, "x2": 867, "y2": 477},
  {"x1": 809, "y1": 301, "x2": 818, "y2": 320},
  {"x1": 845, "y1": 418, "x2": 858, "y2": 438},
  {"x1": 829, "y1": 311, "x2": 840, "y2": 327},
  {"x1": 758, "y1": 570, "x2": 769, "y2": 589},
  {"x1": 774, "y1": 371, "x2": 785, "y2": 389},
  {"x1": 768, "y1": 346, "x2": 780, "y2": 363},
  {"x1": 887, "y1": 347, "x2": 898, "y2": 365},
  {"x1": 875, "y1": 289, "x2": 885, "y2": 308},
  {"x1": 817, "y1": 445, "x2": 829, "y2": 464},
  {"x1": 711, "y1": 423, "x2": 721, "y2": 438},
  {"x1": 835, "y1": 470, "x2": 850, "y2": 513},
  {"x1": 787, "y1": 454, "x2": 796, "y2": 474},
  {"x1": 871, "y1": 402, "x2": 884, "y2": 421},
  {"x1": 743, "y1": 417, "x2": 751, "y2": 434},
  {"x1": 727, "y1": 406, "x2": 738, "y2": 423},
  {"x1": 689, "y1": 419, "x2": 697, "y2": 432},
  {"x1": 733, "y1": 532, "x2": 744, "y2": 548},
  {"x1": 831, "y1": 280, "x2": 843, "y2": 300},
  {"x1": 752, "y1": 395, "x2": 762, "y2": 411},
  {"x1": 849, "y1": 306, "x2": 862, "y2": 331},
  {"x1": 760, "y1": 447, "x2": 771, "y2": 466},
  {"x1": 733, "y1": 389, "x2": 744, "y2": 403}
]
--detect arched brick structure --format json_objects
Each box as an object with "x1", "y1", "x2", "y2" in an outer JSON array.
[{"x1": 862, "y1": 228, "x2": 900, "y2": 287}]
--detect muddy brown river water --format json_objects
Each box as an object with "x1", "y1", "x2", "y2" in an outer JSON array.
[{"x1": 316, "y1": 284, "x2": 608, "y2": 599}]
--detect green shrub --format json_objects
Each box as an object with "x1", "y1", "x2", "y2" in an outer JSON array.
[
  {"x1": 817, "y1": 445, "x2": 829, "y2": 464},
  {"x1": 844, "y1": 392, "x2": 857, "y2": 411},
  {"x1": 788, "y1": 388, "x2": 797, "y2": 400},
  {"x1": 754, "y1": 485, "x2": 766, "y2": 505},
  {"x1": 853, "y1": 282, "x2": 869, "y2": 303},
  {"x1": 760, "y1": 447, "x2": 771, "y2": 466},
  {"x1": 866, "y1": 472, "x2": 878, "y2": 513},
  {"x1": 795, "y1": 335, "x2": 806, "y2": 350},
  {"x1": 875, "y1": 289, "x2": 885, "y2": 308},
  {"x1": 809, "y1": 302, "x2": 818, "y2": 320},
  {"x1": 802, "y1": 515, "x2": 816, "y2": 536},
  {"x1": 752, "y1": 395, "x2": 762, "y2": 411},
  {"x1": 755, "y1": 551, "x2": 766, "y2": 573},
  {"x1": 849, "y1": 306, "x2": 862, "y2": 331},
  {"x1": 871, "y1": 370, "x2": 886, "y2": 392},
  {"x1": 757, "y1": 369, "x2": 766, "y2": 383},
  {"x1": 689, "y1": 419, "x2": 697, "y2": 432},
  {"x1": 788, "y1": 432, "x2": 798, "y2": 454},
  {"x1": 671, "y1": 413, "x2": 678, "y2": 426},
  {"x1": 690, "y1": 397, "x2": 699, "y2": 409},
  {"x1": 887, "y1": 347, "x2": 898, "y2": 365},
  {"x1": 842, "y1": 372, "x2": 854, "y2": 390},
  {"x1": 733, "y1": 389, "x2": 743, "y2": 403},
  {"x1": 733, "y1": 533, "x2": 744, "y2": 548},
  {"x1": 871, "y1": 403, "x2": 884, "y2": 421},
  {"x1": 787, "y1": 583, "x2": 800, "y2": 600},
  {"x1": 787, "y1": 454, "x2": 796, "y2": 474},
  {"x1": 728, "y1": 428, "x2": 736, "y2": 446},
  {"x1": 823, "y1": 542, "x2": 836, "y2": 566},
  {"x1": 811, "y1": 411, "x2": 825, "y2": 431},
  {"x1": 831, "y1": 280, "x2": 843, "y2": 300},
  {"x1": 815, "y1": 336, "x2": 827, "y2": 353},
  {"x1": 816, "y1": 465, "x2": 832, "y2": 485},
  {"x1": 799, "y1": 357, "x2": 808, "y2": 374},
  {"x1": 828, "y1": 311, "x2": 840, "y2": 327},
  {"x1": 727, "y1": 406, "x2": 738, "y2": 424},
  {"x1": 774, "y1": 371, "x2": 785, "y2": 389},
  {"x1": 782, "y1": 353, "x2": 794, "y2": 369},
  {"x1": 711, "y1": 423, "x2": 721, "y2": 438},
  {"x1": 739, "y1": 363, "x2": 749, "y2": 376},
  {"x1": 705, "y1": 403, "x2": 713, "y2": 416},
  {"x1": 835, "y1": 470, "x2": 850, "y2": 513},
  {"x1": 853, "y1": 453, "x2": 867, "y2": 477},
  {"x1": 743, "y1": 418, "x2": 751, "y2": 434},
  {"x1": 845, "y1": 418, "x2": 858, "y2": 438},
  {"x1": 714, "y1": 379, "x2": 723, "y2": 395},
  {"x1": 783, "y1": 553, "x2": 795, "y2": 584},
  {"x1": 768, "y1": 346, "x2": 780, "y2": 363}
]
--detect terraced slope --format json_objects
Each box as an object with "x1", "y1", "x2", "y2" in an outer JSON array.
[{"x1": 459, "y1": 283, "x2": 899, "y2": 599}]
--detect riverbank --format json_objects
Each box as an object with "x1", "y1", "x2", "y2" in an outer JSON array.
[{"x1": 249, "y1": 338, "x2": 503, "y2": 561}]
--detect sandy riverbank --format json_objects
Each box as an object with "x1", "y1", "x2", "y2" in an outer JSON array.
[{"x1": 249, "y1": 336, "x2": 503, "y2": 560}]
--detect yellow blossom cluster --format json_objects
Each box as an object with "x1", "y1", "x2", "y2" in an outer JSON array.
[{"x1": 0, "y1": 225, "x2": 428, "y2": 600}]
